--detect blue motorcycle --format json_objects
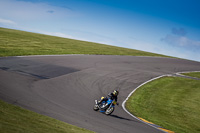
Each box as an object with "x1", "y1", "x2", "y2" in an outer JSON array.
[{"x1": 93, "y1": 97, "x2": 117, "y2": 115}]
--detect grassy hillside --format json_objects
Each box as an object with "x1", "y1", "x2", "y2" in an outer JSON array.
[
  {"x1": 0, "y1": 27, "x2": 169, "y2": 57},
  {"x1": 126, "y1": 74, "x2": 200, "y2": 133}
]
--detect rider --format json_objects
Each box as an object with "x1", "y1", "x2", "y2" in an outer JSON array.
[{"x1": 98, "y1": 90, "x2": 119, "y2": 106}]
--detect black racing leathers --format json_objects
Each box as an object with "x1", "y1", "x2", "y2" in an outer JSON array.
[
  {"x1": 99, "y1": 93, "x2": 118, "y2": 105},
  {"x1": 107, "y1": 93, "x2": 118, "y2": 102}
]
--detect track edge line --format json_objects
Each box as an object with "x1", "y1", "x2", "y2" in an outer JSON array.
[
  {"x1": 122, "y1": 70, "x2": 200, "y2": 133},
  {"x1": 122, "y1": 74, "x2": 174, "y2": 133}
]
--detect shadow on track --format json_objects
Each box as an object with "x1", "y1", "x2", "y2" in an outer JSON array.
[{"x1": 109, "y1": 114, "x2": 140, "y2": 123}]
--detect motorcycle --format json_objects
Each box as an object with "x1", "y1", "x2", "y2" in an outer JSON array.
[{"x1": 93, "y1": 97, "x2": 117, "y2": 115}]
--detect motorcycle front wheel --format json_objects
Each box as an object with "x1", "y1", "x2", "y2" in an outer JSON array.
[
  {"x1": 93, "y1": 105, "x2": 99, "y2": 111},
  {"x1": 105, "y1": 107, "x2": 114, "y2": 115}
]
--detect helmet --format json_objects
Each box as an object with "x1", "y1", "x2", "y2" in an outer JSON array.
[{"x1": 113, "y1": 90, "x2": 119, "y2": 96}]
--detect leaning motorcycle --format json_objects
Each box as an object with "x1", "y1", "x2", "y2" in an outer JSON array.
[{"x1": 93, "y1": 97, "x2": 117, "y2": 115}]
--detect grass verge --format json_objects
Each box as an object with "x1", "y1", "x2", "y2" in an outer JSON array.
[
  {"x1": 181, "y1": 72, "x2": 200, "y2": 78},
  {"x1": 126, "y1": 76, "x2": 200, "y2": 133},
  {"x1": 0, "y1": 100, "x2": 93, "y2": 133},
  {"x1": 0, "y1": 27, "x2": 170, "y2": 57}
]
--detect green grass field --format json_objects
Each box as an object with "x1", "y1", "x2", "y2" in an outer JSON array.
[
  {"x1": 126, "y1": 75, "x2": 200, "y2": 133},
  {"x1": 182, "y1": 72, "x2": 200, "y2": 78},
  {"x1": 0, "y1": 100, "x2": 94, "y2": 133},
  {"x1": 0, "y1": 27, "x2": 169, "y2": 57}
]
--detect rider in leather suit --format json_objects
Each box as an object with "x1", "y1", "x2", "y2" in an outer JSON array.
[{"x1": 98, "y1": 90, "x2": 119, "y2": 106}]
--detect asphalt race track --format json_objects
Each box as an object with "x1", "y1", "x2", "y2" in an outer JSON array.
[{"x1": 0, "y1": 55, "x2": 200, "y2": 133}]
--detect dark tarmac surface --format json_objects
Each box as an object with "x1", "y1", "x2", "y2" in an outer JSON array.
[{"x1": 0, "y1": 55, "x2": 200, "y2": 133}]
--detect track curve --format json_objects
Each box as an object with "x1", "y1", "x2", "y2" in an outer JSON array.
[{"x1": 0, "y1": 55, "x2": 200, "y2": 133}]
